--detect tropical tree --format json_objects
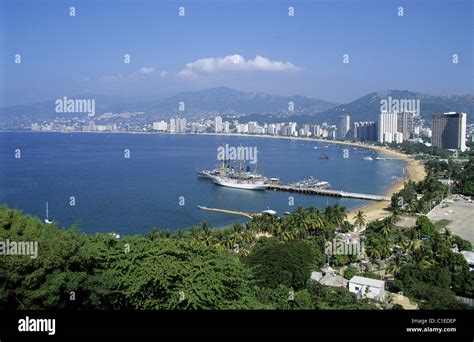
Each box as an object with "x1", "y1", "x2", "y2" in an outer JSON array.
[
  {"x1": 386, "y1": 255, "x2": 404, "y2": 275},
  {"x1": 146, "y1": 228, "x2": 160, "y2": 241},
  {"x1": 354, "y1": 210, "x2": 367, "y2": 230},
  {"x1": 364, "y1": 243, "x2": 382, "y2": 261},
  {"x1": 324, "y1": 204, "x2": 347, "y2": 227}
]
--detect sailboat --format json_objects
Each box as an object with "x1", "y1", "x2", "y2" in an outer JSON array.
[{"x1": 44, "y1": 202, "x2": 53, "y2": 224}]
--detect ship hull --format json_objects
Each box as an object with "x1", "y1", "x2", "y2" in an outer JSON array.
[{"x1": 210, "y1": 176, "x2": 266, "y2": 190}]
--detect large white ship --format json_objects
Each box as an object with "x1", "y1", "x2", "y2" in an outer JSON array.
[{"x1": 209, "y1": 175, "x2": 267, "y2": 190}]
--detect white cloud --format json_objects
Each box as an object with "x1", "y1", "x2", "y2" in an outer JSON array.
[
  {"x1": 178, "y1": 54, "x2": 300, "y2": 77},
  {"x1": 137, "y1": 67, "x2": 155, "y2": 75},
  {"x1": 99, "y1": 73, "x2": 124, "y2": 82},
  {"x1": 160, "y1": 70, "x2": 169, "y2": 77},
  {"x1": 99, "y1": 67, "x2": 156, "y2": 82}
]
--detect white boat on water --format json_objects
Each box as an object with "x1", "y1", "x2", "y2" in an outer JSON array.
[
  {"x1": 362, "y1": 156, "x2": 373, "y2": 161},
  {"x1": 210, "y1": 175, "x2": 267, "y2": 190}
]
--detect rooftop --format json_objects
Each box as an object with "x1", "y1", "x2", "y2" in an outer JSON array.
[{"x1": 349, "y1": 276, "x2": 385, "y2": 288}]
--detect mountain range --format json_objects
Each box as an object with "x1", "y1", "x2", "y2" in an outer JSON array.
[{"x1": 0, "y1": 87, "x2": 472, "y2": 128}]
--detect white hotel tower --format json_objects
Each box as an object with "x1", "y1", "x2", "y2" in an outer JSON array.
[{"x1": 378, "y1": 111, "x2": 398, "y2": 143}]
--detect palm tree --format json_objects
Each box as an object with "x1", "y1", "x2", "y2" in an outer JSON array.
[
  {"x1": 443, "y1": 227, "x2": 455, "y2": 249},
  {"x1": 380, "y1": 224, "x2": 392, "y2": 237},
  {"x1": 306, "y1": 206, "x2": 325, "y2": 236},
  {"x1": 380, "y1": 239, "x2": 393, "y2": 259},
  {"x1": 365, "y1": 243, "x2": 382, "y2": 260},
  {"x1": 222, "y1": 232, "x2": 237, "y2": 250},
  {"x1": 326, "y1": 204, "x2": 347, "y2": 227},
  {"x1": 354, "y1": 210, "x2": 367, "y2": 230},
  {"x1": 407, "y1": 238, "x2": 422, "y2": 253},
  {"x1": 380, "y1": 215, "x2": 397, "y2": 237},
  {"x1": 195, "y1": 222, "x2": 216, "y2": 246},
  {"x1": 231, "y1": 222, "x2": 244, "y2": 234},
  {"x1": 146, "y1": 228, "x2": 160, "y2": 241},
  {"x1": 386, "y1": 255, "x2": 404, "y2": 275},
  {"x1": 389, "y1": 213, "x2": 401, "y2": 225},
  {"x1": 279, "y1": 228, "x2": 295, "y2": 242}
]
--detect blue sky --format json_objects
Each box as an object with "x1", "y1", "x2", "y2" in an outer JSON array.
[{"x1": 0, "y1": 0, "x2": 472, "y2": 106}]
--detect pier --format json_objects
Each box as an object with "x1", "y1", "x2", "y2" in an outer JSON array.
[
  {"x1": 197, "y1": 205, "x2": 254, "y2": 218},
  {"x1": 266, "y1": 184, "x2": 390, "y2": 201}
]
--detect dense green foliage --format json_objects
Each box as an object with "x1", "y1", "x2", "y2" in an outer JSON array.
[
  {"x1": 389, "y1": 141, "x2": 471, "y2": 160},
  {"x1": 0, "y1": 208, "x2": 260, "y2": 309},
  {"x1": 364, "y1": 214, "x2": 473, "y2": 308},
  {"x1": 1, "y1": 200, "x2": 471, "y2": 310},
  {"x1": 244, "y1": 238, "x2": 319, "y2": 290},
  {"x1": 458, "y1": 159, "x2": 474, "y2": 196},
  {"x1": 0, "y1": 206, "x2": 379, "y2": 310}
]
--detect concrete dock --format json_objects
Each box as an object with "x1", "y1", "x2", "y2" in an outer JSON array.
[
  {"x1": 197, "y1": 205, "x2": 254, "y2": 218},
  {"x1": 266, "y1": 184, "x2": 390, "y2": 201}
]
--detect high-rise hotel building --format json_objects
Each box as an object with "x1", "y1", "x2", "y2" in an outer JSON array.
[
  {"x1": 337, "y1": 113, "x2": 350, "y2": 140},
  {"x1": 397, "y1": 111, "x2": 415, "y2": 140},
  {"x1": 432, "y1": 112, "x2": 467, "y2": 151},
  {"x1": 378, "y1": 111, "x2": 398, "y2": 143}
]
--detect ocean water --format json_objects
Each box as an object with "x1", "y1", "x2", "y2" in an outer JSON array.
[{"x1": 0, "y1": 132, "x2": 405, "y2": 235}]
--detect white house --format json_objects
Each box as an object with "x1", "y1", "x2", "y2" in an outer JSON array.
[{"x1": 348, "y1": 276, "x2": 385, "y2": 301}]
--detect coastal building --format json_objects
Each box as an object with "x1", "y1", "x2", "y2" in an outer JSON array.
[
  {"x1": 352, "y1": 121, "x2": 377, "y2": 141},
  {"x1": 237, "y1": 123, "x2": 249, "y2": 134},
  {"x1": 215, "y1": 116, "x2": 223, "y2": 133},
  {"x1": 169, "y1": 118, "x2": 187, "y2": 133},
  {"x1": 311, "y1": 125, "x2": 320, "y2": 137},
  {"x1": 359, "y1": 122, "x2": 377, "y2": 142},
  {"x1": 190, "y1": 122, "x2": 207, "y2": 133},
  {"x1": 394, "y1": 132, "x2": 404, "y2": 144},
  {"x1": 383, "y1": 132, "x2": 393, "y2": 144},
  {"x1": 223, "y1": 121, "x2": 230, "y2": 133},
  {"x1": 378, "y1": 112, "x2": 398, "y2": 143},
  {"x1": 397, "y1": 111, "x2": 414, "y2": 141},
  {"x1": 169, "y1": 118, "x2": 176, "y2": 133},
  {"x1": 303, "y1": 124, "x2": 311, "y2": 137},
  {"x1": 153, "y1": 121, "x2": 168, "y2": 131},
  {"x1": 351, "y1": 122, "x2": 359, "y2": 140},
  {"x1": 177, "y1": 118, "x2": 187, "y2": 133},
  {"x1": 337, "y1": 113, "x2": 350, "y2": 140},
  {"x1": 348, "y1": 276, "x2": 386, "y2": 301},
  {"x1": 289, "y1": 122, "x2": 297, "y2": 136},
  {"x1": 421, "y1": 127, "x2": 432, "y2": 138},
  {"x1": 432, "y1": 112, "x2": 467, "y2": 151},
  {"x1": 267, "y1": 123, "x2": 277, "y2": 135}
]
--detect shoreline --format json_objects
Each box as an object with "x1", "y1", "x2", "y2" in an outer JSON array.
[{"x1": 2, "y1": 130, "x2": 427, "y2": 223}]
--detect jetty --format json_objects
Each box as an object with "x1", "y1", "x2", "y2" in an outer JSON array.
[
  {"x1": 197, "y1": 205, "x2": 254, "y2": 218},
  {"x1": 266, "y1": 184, "x2": 390, "y2": 201}
]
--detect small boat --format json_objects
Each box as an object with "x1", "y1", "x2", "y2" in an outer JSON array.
[
  {"x1": 44, "y1": 202, "x2": 53, "y2": 224},
  {"x1": 362, "y1": 156, "x2": 373, "y2": 161}
]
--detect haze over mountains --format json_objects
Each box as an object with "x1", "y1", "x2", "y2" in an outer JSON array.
[{"x1": 1, "y1": 87, "x2": 473, "y2": 129}]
